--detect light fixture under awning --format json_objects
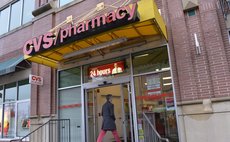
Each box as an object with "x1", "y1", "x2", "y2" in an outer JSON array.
[
  {"x1": 0, "y1": 56, "x2": 24, "y2": 76},
  {"x1": 24, "y1": 0, "x2": 167, "y2": 68}
]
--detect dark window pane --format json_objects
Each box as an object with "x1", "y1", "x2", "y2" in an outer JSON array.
[
  {"x1": 0, "y1": 7, "x2": 10, "y2": 34},
  {"x1": 5, "y1": 83, "x2": 17, "y2": 102},
  {"x1": 188, "y1": 9, "x2": 196, "y2": 16},
  {"x1": 18, "y1": 79, "x2": 31, "y2": 100},
  {"x1": 3, "y1": 103, "x2": 16, "y2": 138},
  {"x1": 132, "y1": 47, "x2": 169, "y2": 74},
  {"x1": 0, "y1": 86, "x2": 3, "y2": 104},
  {"x1": 22, "y1": 0, "x2": 35, "y2": 24},
  {"x1": 10, "y1": 0, "x2": 22, "y2": 30},
  {"x1": 59, "y1": 67, "x2": 81, "y2": 88},
  {"x1": 60, "y1": 0, "x2": 73, "y2": 7}
]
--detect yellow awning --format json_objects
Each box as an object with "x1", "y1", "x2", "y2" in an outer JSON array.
[{"x1": 25, "y1": 0, "x2": 167, "y2": 68}]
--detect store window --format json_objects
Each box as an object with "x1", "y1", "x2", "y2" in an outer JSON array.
[
  {"x1": 58, "y1": 67, "x2": 82, "y2": 142},
  {"x1": 132, "y1": 47, "x2": 178, "y2": 141},
  {"x1": 132, "y1": 47, "x2": 170, "y2": 75},
  {"x1": 18, "y1": 80, "x2": 31, "y2": 100},
  {"x1": 59, "y1": 87, "x2": 82, "y2": 142},
  {"x1": 0, "y1": 0, "x2": 35, "y2": 35},
  {"x1": 59, "y1": 67, "x2": 81, "y2": 88},
  {"x1": 0, "y1": 79, "x2": 30, "y2": 138},
  {"x1": 134, "y1": 71, "x2": 178, "y2": 141},
  {"x1": 5, "y1": 83, "x2": 17, "y2": 102},
  {"x1": 17, "y1": 102, "x2": 30, "y2": 137}
]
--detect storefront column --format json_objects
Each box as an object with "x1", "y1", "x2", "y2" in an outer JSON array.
[
  {"x1": 129, "y1": 54, "x2": 139, "y2": 142},
  {"x1": 80, "y1": 66, "x2": 86, "y2": 142},
  {"x1": 167, "y1": 44, "x2": 182, "y2": 141}
]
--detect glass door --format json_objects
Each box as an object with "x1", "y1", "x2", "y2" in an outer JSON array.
[
  {"x1": 85, "y1": 83, "x2": 134, "y2": 142},
  {"x1": 85, "y1": 88, "x2": 98, "y2": 142},
  {"x1": 121, "y1": 83, "x2": 134, "y2": 142}
]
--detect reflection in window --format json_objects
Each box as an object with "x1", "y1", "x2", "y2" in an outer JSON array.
[
  {"x1": 0, "y1": 7, "x2": 10, "y2": 35},
  {"x1": 132, "y1": 47, "x2": 169, "y2": 74},
  {"x1": 10, "y1": 1, "x2": 22, "y2": 30},
  {"x1": 18, "y1": 79, "x2": 31, "y2": 100},
  {"x1": 0, "y1": 79, "x2": 30, "y2": 138},
  {"x1": 59, "y1": 87, "x2": 82, "y2": 142},
  {"x1": 3, "y1": 103, "x2": 15, "y2": 138},
  {"x1": 134, "y1": 71, "x2": 178, "y2": 140},
  {"x1": 60, "y1": 0, "x2": 74, "y2": 7},
  {"x1": 23, "y1": 0, "x2": 35, "y2": 24},
  {"x1": 59, "y1": 67, "x2": 81, "y2": 88},
  {"x1": 17, "y1": 102, "x2": 30, "y2": 137},
  {"x1": 59, "y1": 87, "x2": 81, "y2": 106},
  {"x1": 5, "y1": 83, "x2": 17, "y2": 102},
  {"x1": 0, "y1": 0, "x2": 35, "y2": 35}
]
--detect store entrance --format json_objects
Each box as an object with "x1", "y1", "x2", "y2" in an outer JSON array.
[{"x1": 85, "y1": 83, "x2": 134, "y2": 142}]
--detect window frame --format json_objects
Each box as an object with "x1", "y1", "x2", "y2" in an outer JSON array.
[
  {"x1": 9, "y1": 0, "x2": 23, "y2": 31},
  {"x1": 0, "y1": 6, "x2": 10, "y2": 35},
  {"x1": 0, "y1": 0, "x2": 34, "y2": 35},
  {"x1": 0, "y1": 79, "x2": 31, "y2": 139},
  {"x1": 59, "y1": 0, "x2": 74, "y2": 7}
]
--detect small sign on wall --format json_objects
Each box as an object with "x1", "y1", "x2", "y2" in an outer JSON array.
[{"x1": 29, "y1": 74, "x2": 43, "y2": 85}]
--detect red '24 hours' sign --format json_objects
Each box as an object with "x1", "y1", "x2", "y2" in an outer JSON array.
[{"x1": 89, "y1": 61, "x2": 124, "y2": 78}]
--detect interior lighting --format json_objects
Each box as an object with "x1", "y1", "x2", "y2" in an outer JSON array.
[
  {"x1": 163, "y1": 83, "x2": 172, "y2": 86},
  {"x1": 163, "y1": 77, "x2": 172, "y2": 80},
  {"x1": 134, "y1": 54, "x2": 149, "y2": 58},
  {"x1": 161, "y1": 67, "x2": 170, "y2": 70}
]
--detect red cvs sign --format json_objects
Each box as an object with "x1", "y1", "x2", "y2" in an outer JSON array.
[
  {"x1": 89, "y1": 61, "x2": 125, "y2": 78},
  {"x1": 29, "y1": 75, "x2": 43, "y2": 85}
]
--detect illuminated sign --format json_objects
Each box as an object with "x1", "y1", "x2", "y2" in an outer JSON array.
[
  {"x1": 23, "y1": 3, "x2": 139, "y2": 56},
  {"x1": 89, "y1": 61, "x2": 125, "y2": 78},
  {"x1": 29, "y1": 74, "x2": 43, "y2": 85}
]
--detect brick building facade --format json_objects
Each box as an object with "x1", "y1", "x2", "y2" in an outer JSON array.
[
  {"x1": 156, "y1": 0, "x2": 230, "y2": 141},
  {"x1": 0, "y1": 0, "x2": 230, "y2": 142}
]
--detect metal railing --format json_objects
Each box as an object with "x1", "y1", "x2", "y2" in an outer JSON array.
[
  {"x1": 142, "y1": 112, "x2": 169, "y2": 142},
  {"x1": 10, "y1": 119, "x2": 70, "y2": 142}
]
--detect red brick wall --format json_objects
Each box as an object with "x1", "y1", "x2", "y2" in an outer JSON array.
[
  {"x1": 157, "y1": 0, "x2": 230, "y2": 102},
  {"x1": 31, "y1": 63, "x2": 57, "y2": 117}
]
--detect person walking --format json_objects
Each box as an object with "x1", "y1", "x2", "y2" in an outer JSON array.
[{"x1": 97, "y1": 94, "x2": 121, "y2": 142}]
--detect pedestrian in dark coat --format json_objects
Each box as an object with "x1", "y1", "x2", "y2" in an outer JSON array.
[{"x1": 97, "y1": 94, "x2": 121, "y2": 142}]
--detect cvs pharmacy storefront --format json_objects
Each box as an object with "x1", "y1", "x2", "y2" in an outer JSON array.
[{"x1": 24, "y1": 0, "x2": 179, "y2": 142}]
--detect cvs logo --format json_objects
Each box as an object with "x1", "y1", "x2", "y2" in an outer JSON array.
[{"x1": 29, "y1": 75, "x2": 43, "y2": 86}]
